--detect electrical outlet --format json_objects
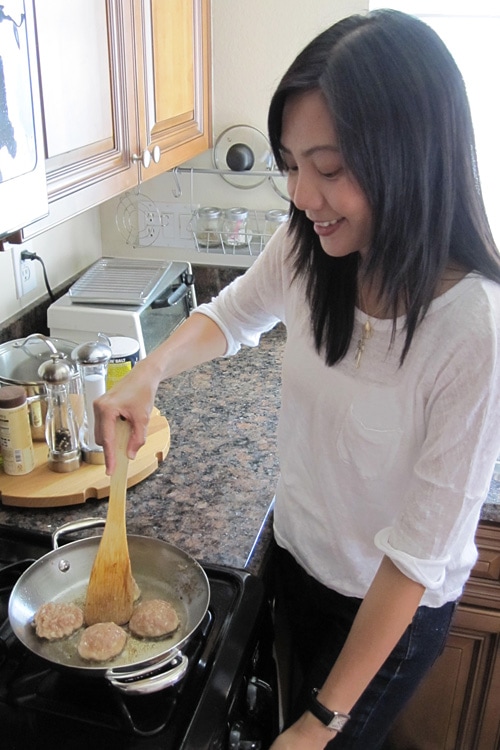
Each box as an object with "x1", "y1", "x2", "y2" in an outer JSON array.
[
  {"x1": 160, "y1": 212, "x2": 176, "y2": 240},
  {"x1": 11, "y1": 241, "x2": 37, "y2": 298}
]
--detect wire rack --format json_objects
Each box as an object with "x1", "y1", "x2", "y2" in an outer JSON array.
[{"x1": 187, "y1": 209, "x2": 276, "y2": 257}]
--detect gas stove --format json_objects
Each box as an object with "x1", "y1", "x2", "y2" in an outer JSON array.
[{"x1": 0, "y1": 525, "x2": 278, "y2": 749}]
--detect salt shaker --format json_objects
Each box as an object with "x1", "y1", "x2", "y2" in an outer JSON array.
[
  {"x1": 72, "y1": 339, "x2": 112, "y2": 464},
  {"x1": 38, "y1": 355, "x2": 81, "y2": 472}
]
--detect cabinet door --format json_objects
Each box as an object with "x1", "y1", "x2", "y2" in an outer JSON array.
[
  {"x1": 136, "y1": 0, "x2": 212, "y2": 181},
  {"x1": 387, "y1": 606, "x2": 500, "y2": 750},
  {"x1": 26, "y1": 0, "x2": 139, "y2": 236}
]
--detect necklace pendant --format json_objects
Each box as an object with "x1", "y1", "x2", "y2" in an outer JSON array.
[
  {"x1": 355, "y1": 338, "x2": 364, "y2": 368},
  {"x1": 355, "y1": 320, "x2": 373, "y2": 368}
]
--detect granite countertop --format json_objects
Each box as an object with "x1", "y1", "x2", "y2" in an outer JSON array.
[
  {"x1": 0, "y1": 326, "x2": 285, "y2": 575},
  {"x1": 0, "y1": 321, "x2": 499, "y2": 574}
]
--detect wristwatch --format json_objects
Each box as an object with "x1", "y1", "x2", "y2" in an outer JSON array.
[{"x1": 308, "y1": 688, "x2": 351, "y2": 732}]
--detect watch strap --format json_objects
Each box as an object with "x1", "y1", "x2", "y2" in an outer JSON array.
[{"x1": 308, "y1": 688, "x2": 351, "y2": 732}]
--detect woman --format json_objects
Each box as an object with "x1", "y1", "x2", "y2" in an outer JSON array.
[{"x1": 94, "y1": 10, "x2": 500, "y2": 749}]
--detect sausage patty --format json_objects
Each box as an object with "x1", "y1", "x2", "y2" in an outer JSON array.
[
  {"x1": 128, "y1": 599, "x2": 180, "y2": 639},
  {"x1": 78, "y1": 622, "x2": 127, "y2": 662},
  {"x1": 34, "y1": 602, "x2": 84, "y2": 641}
]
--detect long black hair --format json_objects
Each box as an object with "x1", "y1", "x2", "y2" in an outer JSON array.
[{"x1": 268, "y1": 9, "x2": 500, "y2": 364}]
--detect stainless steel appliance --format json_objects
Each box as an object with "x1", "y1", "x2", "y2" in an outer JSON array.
[
  {"x1": 47, "y1": 259, "x2": 196, "y2": 358},
  {"x1": 0, "y1": 524, "x2": 279, "y2": 749}
]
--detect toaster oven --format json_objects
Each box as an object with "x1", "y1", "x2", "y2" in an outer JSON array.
[{"x1": 47, "y1": 258, "x2": 196, "y2": 358}]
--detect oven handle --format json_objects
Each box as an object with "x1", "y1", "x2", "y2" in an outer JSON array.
[{"x1": 150, "y1": 272, "x2": 195, "y2": 309}]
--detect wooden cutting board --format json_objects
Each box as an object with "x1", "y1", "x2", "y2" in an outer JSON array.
[{"x1": 0, "y1": 409, "x2": 170, "y2": 508}]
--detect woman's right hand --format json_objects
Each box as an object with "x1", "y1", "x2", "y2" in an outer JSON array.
[{"x1": 93, "y1": 358, "x2": 159, "y2": 474}]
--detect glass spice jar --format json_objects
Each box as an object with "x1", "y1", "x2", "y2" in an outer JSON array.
[
  {"x1": 264, "y1": 208, "x2": 289, "y2": 237},
  {"x1": 194, "y1": 206, "x2": 222, "y2": 248},
  {"x1": 221, "y1": 207, "x2": 250, "y2": 248}
]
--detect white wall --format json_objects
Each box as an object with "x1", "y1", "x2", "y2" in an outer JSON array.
[
  {"x1": 0, "y1": 208, "x2": 102, "y2": 325},
  {"x1": 0, "y1": 0, "x2": 366, "y2": 326}
]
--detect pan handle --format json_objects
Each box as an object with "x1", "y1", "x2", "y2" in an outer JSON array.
[
  {"x1": 106, "y1": 649, "x2": 189, "y2": 695},
  {"x1": 52, "y1": 518, "x2": 106, "y2": 549}
]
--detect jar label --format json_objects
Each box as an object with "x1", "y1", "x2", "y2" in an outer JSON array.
[{"x1": 0, "y1": 406, "x2": 35, "y2": 475}]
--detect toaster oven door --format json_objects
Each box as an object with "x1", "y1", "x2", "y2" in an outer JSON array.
[{"x1": 140, "y1": 273, "x2": 195, "y2": 355}]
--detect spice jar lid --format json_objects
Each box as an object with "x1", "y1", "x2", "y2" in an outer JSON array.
[
  {"x1": 197, "y1": 206, "x2": 222, "y2": 218},
  {"x1": 265, "y1": 209, "x2": 289, "y2": 223},
  {"x1": 225, "y1": 207, "x2": 248, "y2": 218},
  {"x1": 0, "y1": 384, "x2": 28, "y2": 408}
]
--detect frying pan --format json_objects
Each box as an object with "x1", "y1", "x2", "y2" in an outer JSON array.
[{"x1": 8, "y1": 519, "x2": 210, "y2": 695}]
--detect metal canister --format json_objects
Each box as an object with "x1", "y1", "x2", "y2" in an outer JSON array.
[{"x1": 0, "y1": 334, "x2": 78, "y2": 441}]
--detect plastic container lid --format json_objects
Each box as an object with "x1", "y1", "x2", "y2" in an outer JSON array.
[{"x1": 109, "y1": 336, "x2": 140, "y2": 357}]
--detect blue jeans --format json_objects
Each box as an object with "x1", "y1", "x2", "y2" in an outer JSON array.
[{"x1": 273, "y1": 544, "x2": 456, "y2": 750}]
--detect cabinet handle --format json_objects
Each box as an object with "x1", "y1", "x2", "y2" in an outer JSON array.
[{"x1": 131, "y1": 145, "x2": 161, "y2": 169}]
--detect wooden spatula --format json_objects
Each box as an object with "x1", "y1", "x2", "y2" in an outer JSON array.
[{"x1": 84, "y1": 417, "x2": 135, "y2": 625}]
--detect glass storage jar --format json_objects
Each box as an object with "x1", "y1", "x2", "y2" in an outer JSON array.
[
  {"x1": 264, "y1": 209, "x2": 289, "y2": 237},
  {"x1": 194, "y1": 206, "x2": 222, "y2": 248},
  {"x1": 221, "y1": 207, "x2": 250, "y2": 248}
]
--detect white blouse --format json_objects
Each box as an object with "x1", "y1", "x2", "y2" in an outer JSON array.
[{"x1": 195, "y1": 225, "x2": 500, "y2": 606}]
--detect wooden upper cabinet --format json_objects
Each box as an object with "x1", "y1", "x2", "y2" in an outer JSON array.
[
  {"x1": 26, "y1": 0, "x2": 211, "y2": 237},
  {"x1": 135, "y1": 0, "x2": 212, "y2": 181},
  {"x1": 28, "y1": 0, "x2": 139, "y2": 235}
]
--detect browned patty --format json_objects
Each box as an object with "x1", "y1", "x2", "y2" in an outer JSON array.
[
  {"x1": 78, "y1": 622, "x2": 127, "y2": 662},
  {"x1": 128, "y1": 599, "x2": 180, "y2": 639},
  {"x1": 34, "y1": 602, "x2": 84, "y2": 641}
]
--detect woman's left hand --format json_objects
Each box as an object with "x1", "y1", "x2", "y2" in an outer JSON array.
[{"x1": 269, "y1": 714, "x2": 336, "y2": 749}]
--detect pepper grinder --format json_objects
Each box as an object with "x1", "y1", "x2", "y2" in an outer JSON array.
[
  {"x1": 38, "y1": 355, "x2": 81, "y2": 473},
  {"x1": 72, "y1": 338, "x2": 112, "y2": 464}
]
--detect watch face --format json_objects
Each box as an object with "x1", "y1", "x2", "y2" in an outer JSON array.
[
  {"x1": 329, "y1": 714, "x2": 349, "y2": 731},
  {"x1": 309, "y1": 688, "x2": 350, "y2": 732}
]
